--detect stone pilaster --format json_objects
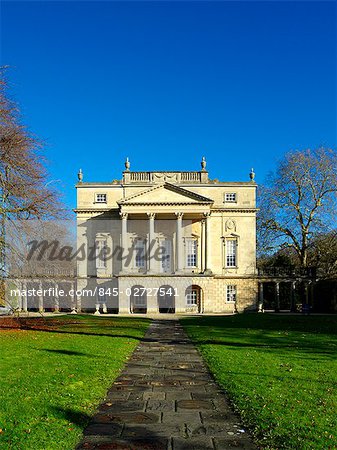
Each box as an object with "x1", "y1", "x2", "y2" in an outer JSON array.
[
  {"x1": 175, "y1": 212, "x2": 184, "y2": 273},
  {"x1": 147, "y1": 213, "x2": 156, "y2": 273},
  {"x1": 204, "y1": 212, "x2": 212, "y2": 275},
  {"x1": 120, "y1": 212, "x2": 129, "y2": 273}
]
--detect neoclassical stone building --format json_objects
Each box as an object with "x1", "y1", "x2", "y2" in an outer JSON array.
[{"x1": 75, "y1": 158, "x2": 258, "y2": 313}]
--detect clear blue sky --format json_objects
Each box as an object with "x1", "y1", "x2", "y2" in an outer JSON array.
[{"x1": 1, "y1": 1, "x2": 336, "y2": 209}]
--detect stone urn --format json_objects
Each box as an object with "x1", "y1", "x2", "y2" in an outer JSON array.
[{"x1": 125, "y1": 157, "x2": 130, "y2": 171}]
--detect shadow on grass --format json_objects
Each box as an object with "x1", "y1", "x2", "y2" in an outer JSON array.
[
  {"x1": 196, "y1": 337, "x2": 337, "y2": 356},
  {"x1": 50, "y1": 406, "x2": 91, "y2": 428},
  {"x1": 14, "y1": 315, "x2": 153, "y2": 342},
  {"x1": 182, "y1": 313, "x2": 337, "y2": 335},
  {"x1": 4, "y1": 316, "x2": 188, "y2": 346},
  {"x1": 8, "y1": 314, "x2": 152, "y2": 331},
  {"x1": 182, "y1": 315, "x2": 337, "y2": 359},
  {"x1": 213, "y1": 368, "x2": 337, "y2": 386},
  {"x1": 19, "y1": 325, "x2": 157, "y2": 342},
  {"x1": 38, "y1": 349, "x2": 97, "y2": 357}
]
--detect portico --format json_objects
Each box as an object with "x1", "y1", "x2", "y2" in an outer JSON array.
[
  {"x1": 116, "y1": 181, "x2": 214, "y2": 277},
  {"x1": 117, "y1": 213, "x2": 212, "y2": 276}
]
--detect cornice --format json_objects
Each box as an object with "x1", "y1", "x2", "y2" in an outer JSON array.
[
  {"x1": 73, "y1": 208, "x2": 116, "y2": 214},
  {"x1": 211, "y1": 208, "x2": 258, "y2": 213},
  {"x1": 121, "y1": 201, "x2": 212, "y2": 206},
  {"x1": 74, "y1": 206, "x2": 256, "y2": 213},
  {"x1": 75, "y1": 181, "x2": 257, "y2": 188}
]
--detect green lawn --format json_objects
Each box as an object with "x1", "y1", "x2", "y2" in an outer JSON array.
[
  {"x1": 0, "y1": 315, "x2": 150, "y2": 450},
  {"x1": 182, "y1": 314, "x2": 337, "y2": 450}
]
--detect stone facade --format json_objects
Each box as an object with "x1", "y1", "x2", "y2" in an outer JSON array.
[{"x1": 75, "y1": 160, "x2": 258, "y2": 313}]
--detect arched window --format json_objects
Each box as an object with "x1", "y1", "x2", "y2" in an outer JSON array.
[
  {"x1": 130, "y1": 285, "x2": 147, "y2": 313},
  {"x1": 185, "y1": 285, "x2": 202, "y2": 313},
  {"x1": 158, "y1": 285, "x2": 175, "y2": 313}
]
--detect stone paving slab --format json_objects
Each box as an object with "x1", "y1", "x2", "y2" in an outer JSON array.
[{"x1": 76, "y1": 319, "x2": 257, "y2": 450}]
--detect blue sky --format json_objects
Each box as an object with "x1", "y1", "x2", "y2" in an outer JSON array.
[{"x1": 1, "y1": 1, "x2": 336, "y2": 209}]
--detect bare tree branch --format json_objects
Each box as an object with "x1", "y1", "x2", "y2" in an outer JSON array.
[
  {"x1": 0, "y1": 67, "x2": 68, "y2": 281},
  {"x1": 258, "y1": 148, "x2": 337, "y2": 269}
]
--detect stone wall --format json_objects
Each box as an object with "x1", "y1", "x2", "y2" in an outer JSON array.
[{"x1": 76, "y1": 275, "x2": 258, "y2": 314}]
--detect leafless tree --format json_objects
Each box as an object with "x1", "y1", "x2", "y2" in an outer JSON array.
[
  {"x1": 0, "y1": 68, "x2": 67, "y2": 283},
  {"x1": 307, "y1": 230, "x2": 337, "y2": 278},
  {"x1": 258, "y1": 147, "x2": 337, "y2": 269}
]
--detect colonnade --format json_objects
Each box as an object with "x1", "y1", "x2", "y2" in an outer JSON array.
[{"x1": 119, "y1": 212, "x2": 212, "y2": 273}]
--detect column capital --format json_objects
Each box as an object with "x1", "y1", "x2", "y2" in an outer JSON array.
[
  {"x1": 147, "y1": 212, "x2": 156, "y2": 219},
  {"x1": 175, "y1": 212, "x2": 184, "y2": 219},
  {"x1": 120, "y1": 212, "x2": 128, "y2": 220},
  {"x1": 203, "y1": 211, "x2": 211, "y2": 218}
]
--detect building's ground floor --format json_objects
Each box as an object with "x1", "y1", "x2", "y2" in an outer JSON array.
[{"x1": 7, "y1": 275, "x2": 258, "y2": 314}]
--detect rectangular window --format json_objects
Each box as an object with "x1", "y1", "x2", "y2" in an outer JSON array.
[
  {"x1": 186, "y1": 239, "x2": 197, "y2": 267},
  {"x1": 186, "y1": 291, "x2": 197, "y2": 306},
  {"x1": 160, "y1": 239, "x2": 172, "y2": 273},
  {"x1": 95, "y1": 193, "x2": 107, "y2": 203},
  {"x1": 226, "y1": 285, "x2": 237, "y2": 302},
  {"x1": 224, "y1": 193, "x2": 237, "y2": 203},
  {"x1": 226, "y1": 239, "x2": 237, "y2": 267},
  {"x1": 95, "y1": 239, "x2": 107, "y2": 269},
  {"x1": 135, "y1": 239, "x2": 146, "y2": 269}
]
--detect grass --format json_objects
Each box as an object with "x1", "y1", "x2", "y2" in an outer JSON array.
[
  {"x1": 0, "y1": 314, "x2": 150, "y2": 450},
  {"x1": 181, "y1": 314, "x2": 337, "y2": 450}
]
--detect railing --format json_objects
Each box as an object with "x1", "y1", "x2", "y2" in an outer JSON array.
[
  {"x1": 258, "y1": 267, "x2": 317, "y2": 278},
  {"x1": 8, "y1": 267, "x2": 77, "y2": 278},
  {"x1": 180, "y1": 172, "x2": 201, "y2": 182},
  {"x1": 130, "y1": 172, "x2": 151, "y2": 182},
  {"x1": 124, "y1": 171, "x2": 208, "y2": 184}
]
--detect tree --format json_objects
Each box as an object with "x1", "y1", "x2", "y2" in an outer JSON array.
[
  {"x1": 307, "y1": 230, "x2": 337, "y2": 278},
  {"x1": 258, "y1": 148, "x2": 337, "y2": 269},
  {"x1": 0, "y1": 70, "x2": 64, "y2": 219},
  {"x1": 0, "y1": 68, "x2": 66, "y2": 281}
]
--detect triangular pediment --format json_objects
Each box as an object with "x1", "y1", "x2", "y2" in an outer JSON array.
[{"x1": 118, "y1": 183, "x2": 213, "y2": 205}]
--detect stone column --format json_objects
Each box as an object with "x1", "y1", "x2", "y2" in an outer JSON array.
[
  {"x1": 120, "y1": 212, "x2": 128, "y2": 273},
  {"x1": 204, "y1": 212, "x2": 212, "y2": 274},
  {"x1": 22, "y1": 280, "x2": 28, "y2": 312},
  {"x1": 309, "y1": 280, "x2": 314, "y2": 309},
  {"x1": 53, "y1": 281, "x2": 60, "y2": 312},
  {"x1": 305, "y1": 281, "x2": 312, "y2": 306},
  {"x1": 76, "y1": 280, "x2": 82, "y2": 313},
  {"x1": 102, "y1": 301, "x2": 108, "y2": 313},
  {"x1": 118, "y1": 278, "x2": 130, "y2": 314},
  {"x1": 38, "y1": 281, "x2": 44, "y2": 313},
  {"x1": 258, "y1": 282, "x2": 264, "y2": 312},
  {"x1": 175, "y1": 212, "x2": 184, "y2": 272},
  {"x1": 147, "y1": 213, "x2": 156, "y2": 273},
  {"x1": 290, "y1": 281, "x2": 296, "y2": 312},
  {"x1": 201, "y1": 219, "x2": 205, "y2": 273},
  {"x1": 70, "y1": 281, "x2": 77, "y2": 314},
  {"x1": 16, "y1": 281, "x2": 22, "y2": 312},
  {"x1": 275, "y1": 282, "x2": 280, "y2": 312}
]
